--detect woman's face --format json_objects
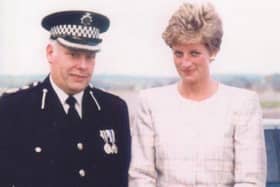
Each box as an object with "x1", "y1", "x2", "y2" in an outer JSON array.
[{"x1": 172, "y1": 42, "x2": 214, "y2": 84}]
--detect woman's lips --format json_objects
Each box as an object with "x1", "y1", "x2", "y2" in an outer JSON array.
[{"x1": 181, "y1": 68, "x2": 195, "y2": 74}]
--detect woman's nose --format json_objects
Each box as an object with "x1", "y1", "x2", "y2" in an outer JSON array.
[{"x1": 181, "y1": 59, "x2": 192, "y2": 68}]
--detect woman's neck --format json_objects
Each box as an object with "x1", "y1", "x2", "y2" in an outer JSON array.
[{"x1": 178, "y1": 78, "x2": 219, "y2": 101}]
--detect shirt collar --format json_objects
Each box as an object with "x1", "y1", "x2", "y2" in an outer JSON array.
[{"x1": 49, "y1": 75, "x2": 84, "y2": 107}]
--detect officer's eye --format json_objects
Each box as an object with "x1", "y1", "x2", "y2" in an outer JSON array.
[
  {"x1": 66, "y1": 51, "x2": 80, "y2": 58},
  {"x1": 86, "y1": 53, "x2": 96, "y2": 60},
  {"x1": 70, "y1": 52, "x2": 80, "y2": 58}
]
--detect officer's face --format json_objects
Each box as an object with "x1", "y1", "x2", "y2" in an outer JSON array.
[{"x1": 47, "y1": 41, "x2": 96, "y2": 94}]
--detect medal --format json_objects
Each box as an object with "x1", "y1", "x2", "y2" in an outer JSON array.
[
  {"x1": 110, "y1": 130, "x2": 118, "y2": 154},
  {"x1": 100, "y1": 131, "x2": 111, "y2": 154},
  {"x1": 104, "y1": 143, "x2": 112, "y2": 154},
  {"x1": 100, "y1": 129, "x2": 118, "y2": 154},
  {"x1": 111, "y1": 144, "x2": 118, "y2": 154}
]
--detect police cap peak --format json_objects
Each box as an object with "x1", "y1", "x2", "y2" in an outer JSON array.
[{"x1": 42, "y1": 10, "x2": 110, "y2": 51}]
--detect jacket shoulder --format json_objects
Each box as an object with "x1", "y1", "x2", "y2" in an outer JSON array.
[
  {"x1": 0, "y1": 81, "x2": 44, "y2": 116},
  {"x1": 0, "y1": 81, "x2": 43, "y2": 103},
  {"x1": 220, "y1": 84, "x2": 260, "y2": 113},
  {"x1": 1, "y1": 81, "x2": 41, "y2": 96},
  {"x1": 221, "y1": 84, "x2": 258, "y2": 101}
]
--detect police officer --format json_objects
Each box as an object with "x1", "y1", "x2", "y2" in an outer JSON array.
[{"x1": 0, "y1": 10, "x2": 131, "y2": 187}]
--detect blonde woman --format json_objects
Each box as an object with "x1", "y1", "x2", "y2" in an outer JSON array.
[{"x1": 129, "y1": 1, "x2": 266, "y2": 187}]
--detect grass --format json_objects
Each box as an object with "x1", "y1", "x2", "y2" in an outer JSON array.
[{"x1": 261, "y1": 101, "x2": 280, "y2": 108}]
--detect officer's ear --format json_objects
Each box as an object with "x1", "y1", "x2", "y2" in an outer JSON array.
[{"x1": 46, "y1": 43, "x2": 55, "y2": 64}]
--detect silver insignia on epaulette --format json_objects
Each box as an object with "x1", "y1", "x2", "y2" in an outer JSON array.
[
  {"x1": 21, "y1": 85, "x2": 30, "y2": 90},
  {"x1": 3, "y1": 88, "x2": 20, "y2": 94},
  {"x1": 1, "y1": 81, "x2": 41, "y2": 96}
]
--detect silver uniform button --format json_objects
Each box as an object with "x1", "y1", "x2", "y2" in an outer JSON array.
[
  {"x1": 77, "y1": 143, "x2": 83, "y2": 151},
  {"x1": 35, "y1": 146, "x2": 42, "y2": 153},
  {"x1": 79, "y1": 169, "x2": 86, "y2": 177}
]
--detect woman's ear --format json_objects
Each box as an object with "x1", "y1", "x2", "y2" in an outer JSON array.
[
  {"x1": 209, "y1": 51, "x2": 218, "y2": 62},
  {"x1": 210, "y1": 56, "x2": 215, "y2": 62}
]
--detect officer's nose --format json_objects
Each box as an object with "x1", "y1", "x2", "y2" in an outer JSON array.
[{"x1": 77, "y1": 57, "x2": 88, "y2": 69}]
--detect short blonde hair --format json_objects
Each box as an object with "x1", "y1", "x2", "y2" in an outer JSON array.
[{"x1": 162, "y1": 1, "x2": 223, "y2": 54}]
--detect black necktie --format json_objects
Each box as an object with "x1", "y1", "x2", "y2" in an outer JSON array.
[{"x1": 66, "y1": 95, "x2": 81, "y2": 123}]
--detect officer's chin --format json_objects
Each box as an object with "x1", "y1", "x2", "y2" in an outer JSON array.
[{"x1": 67, "y1": 84, "x2": 87, "y2": 95}]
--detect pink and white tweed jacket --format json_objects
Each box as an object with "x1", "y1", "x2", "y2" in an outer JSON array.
[{"x1": 129, "y1": 83, "x2": 266, "y2": 187}]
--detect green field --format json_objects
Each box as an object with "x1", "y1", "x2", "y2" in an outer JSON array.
[{"x1": 261, "y1": 101, "x2": 280, "y2": 109}]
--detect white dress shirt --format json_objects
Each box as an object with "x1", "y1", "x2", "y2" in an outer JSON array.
[
  {"x1": 129, "y1": 83, "x2": 267, "y2": 187},
  {"x1": 49, "y1": 76, "x2": 84, "y2": 118}
]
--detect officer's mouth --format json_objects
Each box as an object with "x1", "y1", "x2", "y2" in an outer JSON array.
[{"x1": 70, "y1": 74, "x2": 90, "y2": 81}]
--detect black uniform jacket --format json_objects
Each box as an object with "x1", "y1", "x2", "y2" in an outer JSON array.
[{"x1": 0, "y1": 77, "x2": 131, "y2": 187}]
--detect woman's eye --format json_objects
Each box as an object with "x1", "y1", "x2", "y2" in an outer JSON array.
[
  {"x1": 174, "y1": 51, "x2": 183, "y2": 58},
  {"x1": 190, "y1": 51, "x2": 200, "y2": 57}
]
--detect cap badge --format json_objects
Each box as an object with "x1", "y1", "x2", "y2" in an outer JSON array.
[{"x1": 81, "y1": 13, "x2": 93, "y2": 26}]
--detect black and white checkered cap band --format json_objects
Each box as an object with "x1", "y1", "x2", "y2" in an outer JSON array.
[{"x1": 50, "y1": 24, "x2": 100, "y2": 39}]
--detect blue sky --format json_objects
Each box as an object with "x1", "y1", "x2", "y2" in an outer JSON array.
[{"x1": 1, "y1": 0, "x2": 280, "y2": 76}]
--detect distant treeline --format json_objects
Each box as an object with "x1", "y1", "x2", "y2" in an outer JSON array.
[
  {"x1": 214, "y1": 74, "x2": 280, "y2": 92},
  {"x1": 0, "y1": 73, "x2": 280, "y2": 91}
]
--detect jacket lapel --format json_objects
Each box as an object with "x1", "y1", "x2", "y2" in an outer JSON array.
[
  {"x1": 39, "y1": 77, "x2": 67, "y2": 125},
  {"x1": 81, "y1": 87, "x2": 102, "y2": 126}
]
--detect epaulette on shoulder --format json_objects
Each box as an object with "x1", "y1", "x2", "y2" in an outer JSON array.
[
  {"x1": 1, "y1": 81, "x2": 41, "y2": 96},
  {"x1": 89, "y1": 83, "x2": 107, "y2": 92},
  {"x1": 89, "y1": 83, "x2": 95, "y2": 90}
]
